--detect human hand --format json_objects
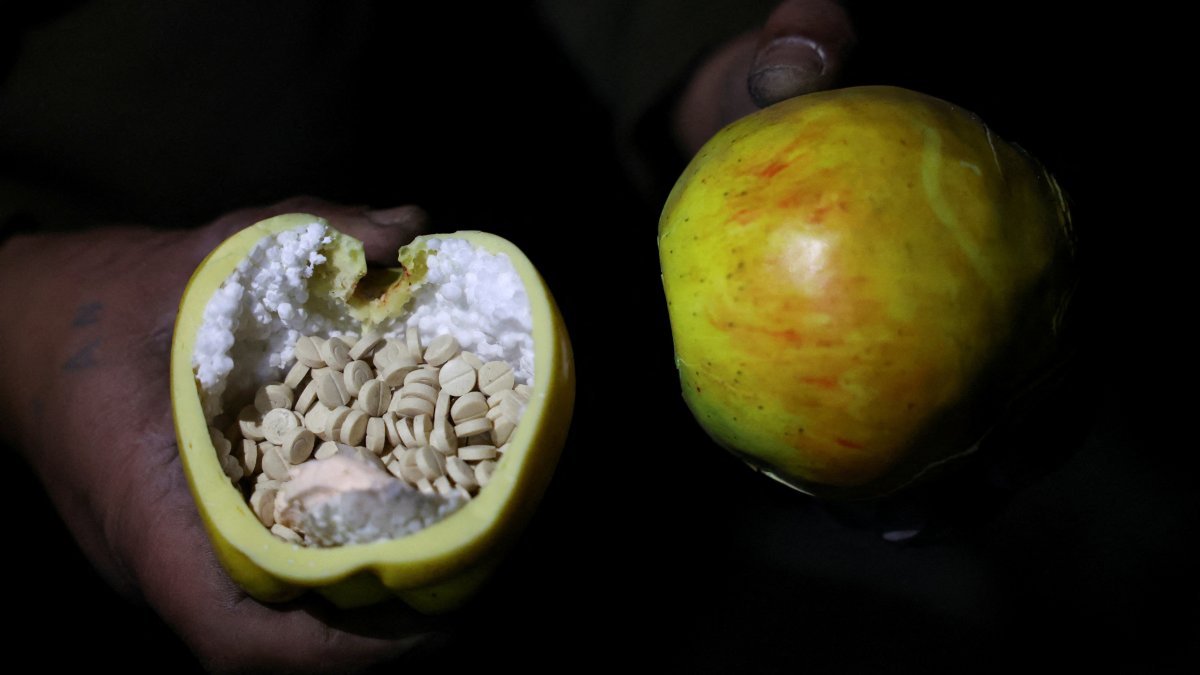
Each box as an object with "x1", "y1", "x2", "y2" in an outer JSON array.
[
  {"x1": 0, "y1": 197, "x2": 438, "y2": 671},
  {"x1": 673, "y1": 0, "x2": 855, "y2": 154}
]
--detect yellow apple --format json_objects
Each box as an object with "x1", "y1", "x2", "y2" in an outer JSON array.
[{"x1": 659, "y1": 86, "x2": 1075, "y2": 498}]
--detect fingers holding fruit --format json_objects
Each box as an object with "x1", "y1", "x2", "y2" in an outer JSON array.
[{"x1": 674, "y1": 0, "x2": 855, "y2": 155}]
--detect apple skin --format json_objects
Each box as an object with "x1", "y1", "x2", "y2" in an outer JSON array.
[{"x1": 659, "y1": 86, "x2": 1075, "y2": 498}]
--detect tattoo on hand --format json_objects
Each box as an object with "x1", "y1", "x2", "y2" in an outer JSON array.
[
  {"x1": 65, "y1": 301, "x2": 104, "y2": 370},
  {"x1": 71, "y1": 301, "x2": 103, "y2": 327},
  {"x1": 63, "y1": 338, "x2": 101, "y2": 371}
]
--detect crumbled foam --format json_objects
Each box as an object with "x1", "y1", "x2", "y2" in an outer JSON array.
[
  {"x1": 192, "y1": 221, "x2": 354, "y2": 419},
  {"x1": 400, "y1": 238, "x2": 535, "y2": 386},
  {"x1": 194, "y1": 228, "x2": 535, "y2": 422}
]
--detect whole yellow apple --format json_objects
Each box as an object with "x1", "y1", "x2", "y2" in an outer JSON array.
[{"x1": 659, "y1": 86, "x2": 1075, "y2": 498}]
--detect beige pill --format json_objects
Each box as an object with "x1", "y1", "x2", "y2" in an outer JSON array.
[
  {"x1": 458, "y1": 444, "x2": 497, "y2": 461},
  {"x1": 416, "y1": 446, "x2": 445, "y2": 479},
  {"x1": 401, "y1": 462, "x2": 425, "y2": 485},
  {"x1": 319, "y1": 336, "x2": 351, "y2": 370},
  {"x1": 337, "y1": 333, "x2": 358, "y2": 348},
  {"x1": 210, "y1": 426, "x2": 232, "y2": 459},
  {"x1": 303, "y1": 404, "x2": 329, "y2": 435},
  {"x1": 406, "y1": 325, "x2": 423, "y2": 363},
  {"x1": 380, "y1": 361, "x2": 418, "y2": 387},
  {"x1": 439, "y1": 356, "x2": 477, "y2": 397},
  {"x1": 348, "y1": 329, "x2": 384, "y2": 361},
  {"x1": 314, "y1": 368, "x2": 348, "y2": 408},
  {"x1": 382, "y1": 413, "x2": 401, "y2": 447},
  {"x1": 455, "y1": 417, "x2": 492, "y2": 439},
  {"x1": 281, "y1": 427, "x2": 315, "y2": 464},
  {"x1": 496, "y1": 443, "x2": 509, "y2": 456},
  {"x1": 434, "y1": 388, "x2": 451, "y2": 422},
  {"x1": 357, "y1": 379, "x2": 391, "y2": 416},
  {"x1": 314, "y1": 440, "x2": 340, "y2": 460},
  {"x1": 445, "y1": 456, "x2": 479, "y2": 490},
  {"x1": 261, "y1": 443, "x2": 289, "y2": 481},
  {"x1": 412, "y1": 414, "x2": 431, "y2": 446},
  {"x1": 491, "y1": 416, "x2": 516, "y2": 446},
  {"x1": 433, "y1": 475, "x2": 454, "y2": 496},
  {"x1": 404, "y1": 366, "x2": 440, "y2": 387},
  {"x1": 486, "y1": 389, "x2": 509, "y2": 409},
  {"x1": 475, "y1": 460, "x2": 497, "y2": 486},
  {"x1": 478, "y1": 361, "x2": 515, "y2": 396},
  {"x1": 395, "y1": 414, "x2": 418, "y2": 448},
  {"x1": 372, "y1": 340, "x2": 401, "y2": 370},
  {"x1": 250, "y1": 485, "x2": 276, "y2": 527},
  {"x1": 340, "y1": 409, "x2": 368, "y2": 446},
  {"x1": 343, "y1": 360, "x2": 373, "y2": 397},
  {"x1": 324, "y1": 406, "x2": 351, "y2": 441},
  {"x1": 238, "y1": 405, "x2": 265, "y2": 441},
  {"x1": 416, "y1": 478, "x2": 435, "y2": 495},
  {"x1": 490, "y1": 387, "x2": 529, "y2": 410},
  {"x1": 294, "y1": 380, "x2": 318, "y2": 414},
  {"x1": 271, "y1": 523, "x2": 302, "y2": 544},
  {"x1": 430, "y1": 420, "x2": 458, "y2": 455},
  {"x1": 293, "y1": 335, "x2": 325, "y2": 368},
  {"x1": 460, "y1": 351, "x2": 484, "y2": 370},
  {"x1": 395, "y1": 448, "x2": 421, "y2": 478},
  {"x1": 390, "y1": 396, "x2": 434, "y2": 418},
  {"x1": 283, "y1": 361, "x2": 310, "y2": 390},
  {"x1": 398, "y1": 446, "x2": 419, "y2": 467},
  {"x1": 424, "y1": 334, "x2": 461, "y2": 366},
  {"x1": 398, "y1": 382, "x2": 438, "y2": 404},
  {"x1": 262, "y1": 408, "x2": 301, "y2": 445},
  {"x1": 366, "y1": 417, "x2": 386, "y2": 454},
  {"x1": 257, "y1": 383, "x2": 294, "y2": 414},
  {"x1": 222, "y1": 454, "x2": 244, "y2": 482},
  {"x1": 452, "y1": 391, "x2": 488, "y2": 422},
  {"x1": 241, "y1": 439, "x2": 260, "y2": 475},
  {"x1": 514, "y1": 383, "x2": 532, "y2": 397},
  {"x1": 386, "y1": 460, "x2": 406, "y2": 481}
]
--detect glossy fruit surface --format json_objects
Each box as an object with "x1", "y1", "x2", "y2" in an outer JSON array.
[
  {"x1": 171, "y1": 213, "x2": 573, "y2": 612},
  {"x1": 659, "y1": 86, "x2": 1074, "y2": 498}
]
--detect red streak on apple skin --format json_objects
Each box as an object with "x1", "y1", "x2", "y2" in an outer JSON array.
[
  {"x1": 799, "y1": 376, "x2": 838, "y2": 389},
  {"x1": 835, "y1": 437, "x2": 864, "y2": 449},
  {"x1": 735, "y1": 323, "x2": 804, "y2": 344},
  {"x1": 759, "y1": 161, "x2": 789, "y2": 178},
  {"x1": 732, "y1": 209, "x2": 755, "y2": 225}
]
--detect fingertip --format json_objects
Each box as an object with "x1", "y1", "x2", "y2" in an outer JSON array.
[
  {"x1": 749, "y1": 37, "x2": 827, "y2": 107},
  {"x1": 365, "y1": 205, "x2": 429, "y2": 231},
  {"x1": 748, "y1": 0, "x2": 855, "y2": 108},
  {"x1": 355, "y1": 205, "x2": 431, "y2": 264}
]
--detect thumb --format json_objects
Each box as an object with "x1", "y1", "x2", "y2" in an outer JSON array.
[
  {"x1": 748, "y1": 0, "x2": 855, "y2": 107},
  {"x1": 205, "y1": 197, "x2": 430, "y2": 265}
]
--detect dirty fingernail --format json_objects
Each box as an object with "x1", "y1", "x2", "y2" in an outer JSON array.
[{"x1": 749, "y1": 37, "x2": 826, "y2": 108}]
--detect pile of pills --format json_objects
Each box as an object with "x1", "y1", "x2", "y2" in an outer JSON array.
[{"x1": 207, "y1": 326, "x2": 529, "y2": 544}]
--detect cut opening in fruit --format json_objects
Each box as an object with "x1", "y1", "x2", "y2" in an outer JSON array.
[{"x1": 171, "y1": 213, "x2": 573, "y2": 612}]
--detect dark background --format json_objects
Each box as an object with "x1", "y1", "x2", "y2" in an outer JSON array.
[{"x1": 4, "y1": 2, "x2": 1193, "y2": 671}]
